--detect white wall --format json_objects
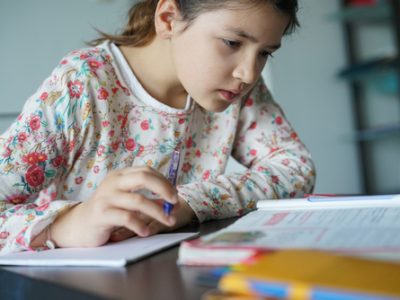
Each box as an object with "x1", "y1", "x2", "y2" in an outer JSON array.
[
  {"x1": 1, "y1": 0, "x2": 363, "y2": 194},
  {"x1": 0, "y1": 0, "x2": 132, "y2": 115}
]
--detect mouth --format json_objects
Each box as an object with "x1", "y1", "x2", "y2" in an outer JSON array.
[{"x1": 218, "y1": 89, "x2": 241, "y2": 103}]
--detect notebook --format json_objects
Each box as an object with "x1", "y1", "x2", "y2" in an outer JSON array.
[{"x1": 0, "y1": 232, "x2": 198, "y2": 267}]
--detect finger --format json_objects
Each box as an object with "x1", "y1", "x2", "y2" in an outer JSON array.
[
  {"x1": 114, "y1": 169, "x2": 178, "y2": 204},
  {"x1": 109, "y1": 227, "x2": 136, "y2": 243},
  {"x1": 105, "y1": 208, "x2": 150, "y2": 237},
  {"x1": 112, "y1": 192, "x2": 176, "y2": 227},
  {"x1": 147, "y1": 220, "x2": 166, "y2": 236}
]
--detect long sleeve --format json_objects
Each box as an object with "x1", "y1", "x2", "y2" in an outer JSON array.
[
  {"x1": 178, "y1": 79, "x2": 316, "y2": 222},
  {"x1": 0, "y1": 60, "x2": 89, "y2": 254}
]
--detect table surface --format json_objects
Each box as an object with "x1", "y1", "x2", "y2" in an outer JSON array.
[{"x1": 0, "y1": 218, "x2": 236, "y2": 300}]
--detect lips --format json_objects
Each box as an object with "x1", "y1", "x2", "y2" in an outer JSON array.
[{"x1": 218, "y1": 89, "x2": 241, "y2": 103}]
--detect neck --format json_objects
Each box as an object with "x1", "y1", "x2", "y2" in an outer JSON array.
[{"x1": 119, "y1": 38, "x2": 187, "y2": 109}]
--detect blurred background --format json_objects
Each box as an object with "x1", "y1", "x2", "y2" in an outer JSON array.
[{"x1": 0, "y1": 0, "x2": 399, "y2": 194}]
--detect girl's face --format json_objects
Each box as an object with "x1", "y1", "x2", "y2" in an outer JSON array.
[{"x1": 170, "y1": 2, "x2": 289, "y2": 112}]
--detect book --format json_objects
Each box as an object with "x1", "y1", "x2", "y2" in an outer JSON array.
[
  {"x1": 0, "y1": 232, "x2": 198, "y2": 267},
  {"x1": 177, "y1": 194, "x2": 400, "y2": 266},
  {"x1": 217, "y1": 250, "x2": 400, "y2": 300}
]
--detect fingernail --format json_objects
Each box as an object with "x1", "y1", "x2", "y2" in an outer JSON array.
[
  {"x1": 141, "y1": 227, "x2": 150, "y2": 237},
  {"x1": 168, "y1": 216, "x2": 176, "y2": 226}
]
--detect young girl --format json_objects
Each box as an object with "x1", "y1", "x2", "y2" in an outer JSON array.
[{"x1": 0, "y1": 0, "x2": 315, "y2": 254}]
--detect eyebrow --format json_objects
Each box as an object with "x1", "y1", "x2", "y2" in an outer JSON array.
[{"x1": 223, "y1": 26, "x2": 281, "y2": 50}]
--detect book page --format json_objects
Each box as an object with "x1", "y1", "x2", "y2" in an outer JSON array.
[{"x1": 203, "y1": 207, "x2": 400, "y2": 262}]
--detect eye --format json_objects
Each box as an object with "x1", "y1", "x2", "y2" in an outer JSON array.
[
  {"x1": 223, "y1": 39, "x2": 241, "y2": 49},
  {"x1": 260, "y1": 50, "x2": 274, "y2": 60}
]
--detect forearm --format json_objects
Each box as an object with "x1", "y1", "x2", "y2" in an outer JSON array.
[{"x1": 178, "y1": 155, "x2": 316, "y2": 222}]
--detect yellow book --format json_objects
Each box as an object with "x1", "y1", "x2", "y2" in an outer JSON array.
[{"x1": 218, "y1": 250, "x2": 400, "y2": 300}]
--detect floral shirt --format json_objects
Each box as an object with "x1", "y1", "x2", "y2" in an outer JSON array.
[{"x1": 0, "y1": 41, "x2": 315, "y2": 254}]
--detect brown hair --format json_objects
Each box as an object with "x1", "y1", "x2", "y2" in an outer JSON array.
[{"x1": 89, "y1": 0, "x2": 299, "y2": 47}]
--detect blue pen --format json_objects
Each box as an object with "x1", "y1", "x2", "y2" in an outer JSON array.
[{"x1": 163, "y1": 150, "x2": 180, "y2": 216}]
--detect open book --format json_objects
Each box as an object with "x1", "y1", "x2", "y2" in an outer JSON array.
[
  {"x1": 178, "y1": 194, "x2": 400, "y2": 266},
  {"x1": 0, "y1": 232, "x2": 198, "y2": 267}
]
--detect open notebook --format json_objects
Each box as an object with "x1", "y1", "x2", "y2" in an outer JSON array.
[{"x1": 0, "y1": 232, "x2": 198, "y2": 267}]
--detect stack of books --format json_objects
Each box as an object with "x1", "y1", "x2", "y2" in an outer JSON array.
[{"x1": 177, "y1": 194, "x2": 400, "y2": 299}]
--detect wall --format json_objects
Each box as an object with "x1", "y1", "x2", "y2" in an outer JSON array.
[{"x1": 0, "y1": 0, "x2": 362, "y2": 194}]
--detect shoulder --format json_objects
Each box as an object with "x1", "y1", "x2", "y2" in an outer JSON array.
[
  {"x1": 51, "y1": 42, "x2": 116, "y2": 84},
  {"x1": 60, "y1": 42, "x2": 112, "y2": 69},
  {"x1": 241, "y1": 77, "x2": 274, "y2": 109}
]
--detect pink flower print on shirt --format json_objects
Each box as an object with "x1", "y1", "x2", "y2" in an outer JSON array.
[
  {"x1": 271, "y1": 175, "x2": 280, "y2": 184},
  {"x1": 75, "y1": 177, "x2": 83, "y2": 185},
  {"x1": 80, "y1": 54, "x2": 89, "y2": 60},
  {"x1": 203, "y1": 170, "x2": 210, "y2": 180},
  {"x1": 93, "y1": 165, "x2": 100, "y2": 174},
  {"x1": 136, "y1": 145, "x2": 144, "y2": 157},
  {"x1": 245, "y1": 97, "x2": 254, "y2": 107},
  {"x1": 67, "y1": 80, "x2": 83, "y2": 99},
  {"x1": 97, "y1": 145, "x2": 105, "y2": 156},
  {"x1": 140, "y1": 120, "x2": 150, "y2": 131},
  {"x1": 18, "y1": 132, "x2": 27, "y2": 143},
  {"x1": 98, "y1": 87, "x2": 109, "y2": 100},
  {"x1": 39, "y1": 92, "x2": 48, "y2": 101},
  {"x1": 37, "y1": 153, "x2": 47, "y2": 163},
  {"x1": 29, "y1": 115, "x2": 41, "y2": 131},
  {"x1": 87, "y1": 59, "x2": 101, "y2": 70},
  {"x1": 3, "y1": 147, "x2": 12, "y2": 159},
  {"x1": 249, "y1": 149, "x2": 257, "y2": 156},
  {"x1": 23, "y1": 153, "x2": 39, "y2": 165},
  {"x1": 275, "y1": 116, "x2": 283, "y2": 125},
  {"x1": 15, "y1": 228, "x2": 28, "y2": 248},
  {"x1": 112, "y1": 141, "x2": 120, "y2": 151},
  {"x1": 25, "y1": 165, "x2": 45, "y2": 188},
  {"x1": 0, "y1": 232, "x2": 10, "y2": 239},
  {"x1": 186, "y1": 136, "x2": 194, "y2": 148},
  {"x1": 52, "y1": 155, "x2": 64, "y2": 168},
  {"x1": 125, "y1": 138, "x2": 136, "y2": 151},
  {"x1": 249, "y1": 121, "x2": 257, "y2": 130},
  {"x1": 6, "y1": 194, "x2": 29, "y2": 205}
]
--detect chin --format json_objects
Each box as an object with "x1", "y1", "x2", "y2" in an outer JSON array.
[{"x1": 198, "y1": 100, "x2": 231, "y2": 113}]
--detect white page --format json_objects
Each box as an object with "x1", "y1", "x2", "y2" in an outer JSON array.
[
  {"x1": 257, "y1": 194, "x2": 400, "y2": 210},
  {"x1": 203, "y1": 207, "x2": 400, "y2": 262},
  {"x1": 0, "y1": 232, "x2": 198, "y2": 267}
]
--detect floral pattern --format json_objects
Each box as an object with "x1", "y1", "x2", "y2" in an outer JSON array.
[{"x1": 0, "y1": 42, "x2": 315, "y2": 254}]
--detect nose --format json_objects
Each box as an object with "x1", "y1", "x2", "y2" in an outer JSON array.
[{"x1": 232, "y1": 56, "x2": 258, "y2": 85}]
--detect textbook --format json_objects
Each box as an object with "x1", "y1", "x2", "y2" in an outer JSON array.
[
  {"x1": 177, "y1": 194, "x2": 400, "y2": 266},
  {"x1": 0, "y1": 232, "x2": 198, "y2": 267},
  {"x1": 217, "y1": 250, "x2": 400, "y2": 300}
]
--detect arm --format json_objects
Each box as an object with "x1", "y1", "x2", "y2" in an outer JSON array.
[
  {"x1": 177, "y1": 79, "x2": 316, "y2": 222},
  {"x1": 0, "y1": 57, "x2": 87, "y2": 254}
]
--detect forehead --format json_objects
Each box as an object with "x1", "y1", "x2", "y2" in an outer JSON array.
[{"x1": 187, "y1": 2, "x2": 290, "y2": 44}]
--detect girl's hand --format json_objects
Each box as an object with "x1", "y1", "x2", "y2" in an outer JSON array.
[
  {"x1": 108, "y1": 197, "x2": 196, "y2": 242},
  {"x1": 45, "y1": 166, "x2": 179, "y2": 248}
]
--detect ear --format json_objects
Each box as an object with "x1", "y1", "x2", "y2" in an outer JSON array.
[{"x1": 154, "y1": 0, "x2": 182, "y2": 39}]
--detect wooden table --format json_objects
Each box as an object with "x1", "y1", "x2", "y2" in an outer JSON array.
[{"x1": 0, "y1": 218, "x2": 236, "y2": 300}]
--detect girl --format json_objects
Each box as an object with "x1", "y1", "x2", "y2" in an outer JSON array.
[{"x1": 0, "y1": 0, "x2": 315, "y2": 254}]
